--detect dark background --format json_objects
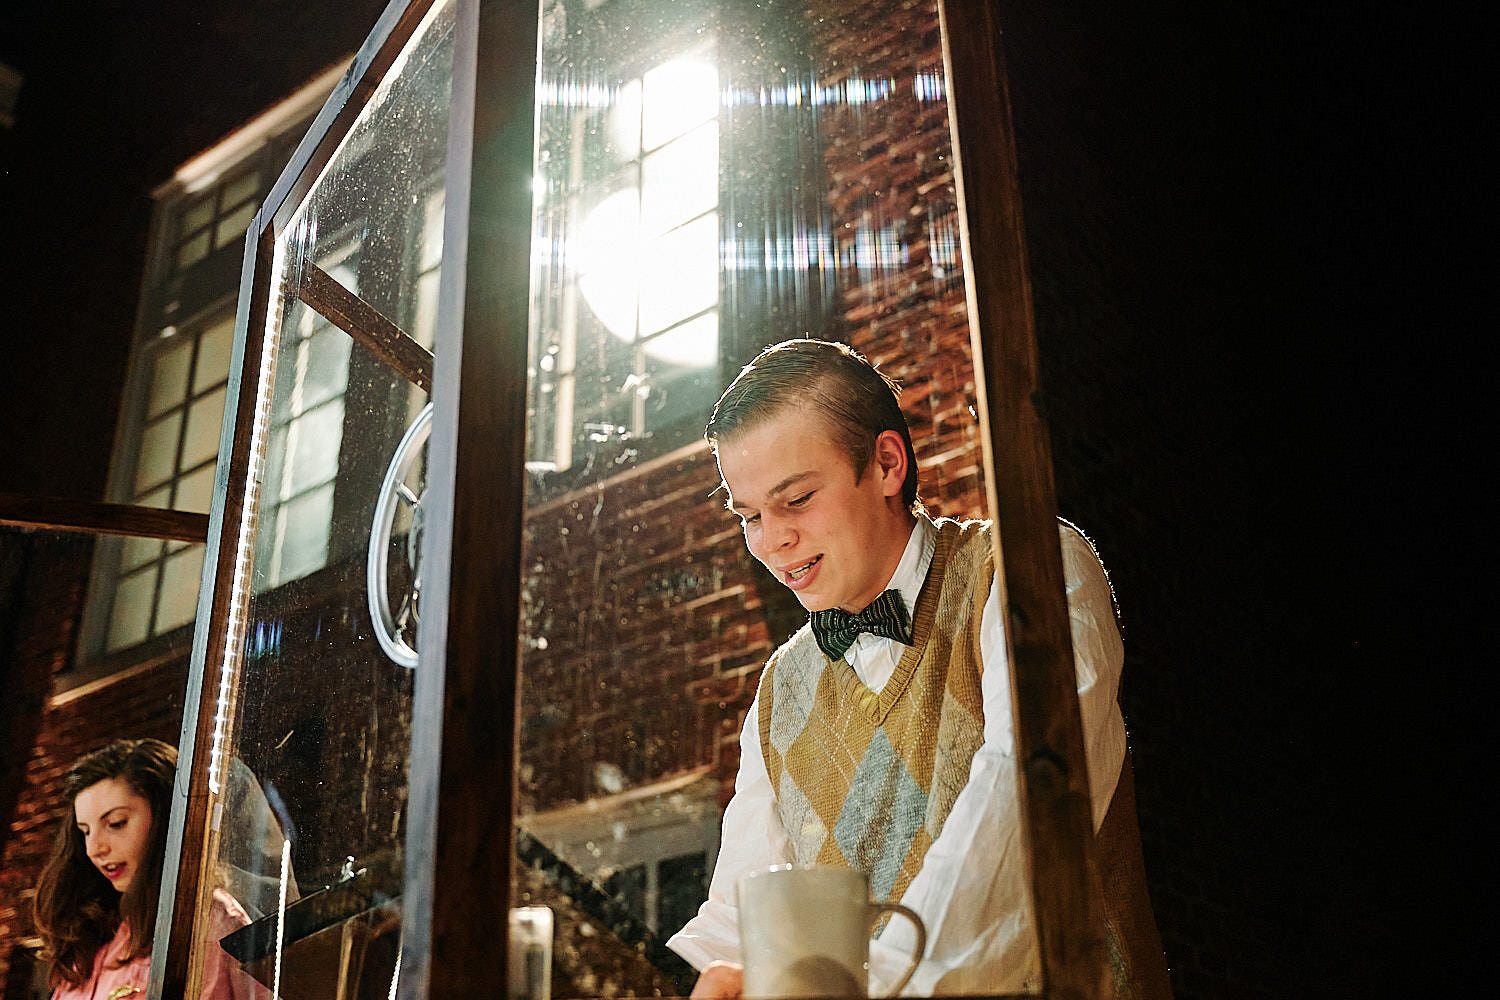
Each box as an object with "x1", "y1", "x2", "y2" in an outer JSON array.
[{"x1": 0, "y1": 1, "x2": 1474, "y2": 996}]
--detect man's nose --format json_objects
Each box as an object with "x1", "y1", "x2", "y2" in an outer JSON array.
[{"x1": 761, "y1": 513, "x2": 795, "y2": 551}]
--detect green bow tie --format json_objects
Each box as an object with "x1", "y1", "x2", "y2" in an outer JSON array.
[{"x1": 809, "y1": 589, "x2": 913, "y2": 662}]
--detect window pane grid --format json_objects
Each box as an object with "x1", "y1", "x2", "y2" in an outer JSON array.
[
  {"x1": 133, "y1": 330, "x2": 231, "y2": 503},
  {"x1": 534, "y1": 44, "x2": 720, "y2": 466},
  {"x1": 171, "y1": 165, "x2": 266, "y2": 275},
  {"x1": 253, "y1": 251, "x2": 356, "y2": 590},
  {"x1": 109, "y1": 312, "x2": 233, "y2": 652}
]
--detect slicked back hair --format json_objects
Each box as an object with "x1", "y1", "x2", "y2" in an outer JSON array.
[{"x1": 707, "y1": 339, "x2": 922, "y2": 512}]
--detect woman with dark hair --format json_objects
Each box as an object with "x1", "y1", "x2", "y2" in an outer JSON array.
[{"x1": 33, "y1": 739, "x2": 267, "y2": 1000}]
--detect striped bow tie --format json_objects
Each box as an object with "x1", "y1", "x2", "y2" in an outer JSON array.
[{"x1": 809, "y1": 589, "x2": 913, "y2": 662}]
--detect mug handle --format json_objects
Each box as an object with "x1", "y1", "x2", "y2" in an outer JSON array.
[{"x1": 866, "y1": 902, "x2": 926, "y2": 998}]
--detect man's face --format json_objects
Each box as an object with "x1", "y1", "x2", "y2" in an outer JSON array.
[
  {"x1": 717, "y1": 407, "x2": 911, "y2": 613},
  {"x1": 74, "y1": 777, "x2": 153, "y2": 895}
]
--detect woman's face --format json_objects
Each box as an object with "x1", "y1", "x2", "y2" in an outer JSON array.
[{"x1": 74, "y1": 777, "x2": 153, "y2": 894}]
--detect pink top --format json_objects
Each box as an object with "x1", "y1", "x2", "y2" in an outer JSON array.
[{"x1": 51, "y1": 890, "x2": 269, "y2": 1000}]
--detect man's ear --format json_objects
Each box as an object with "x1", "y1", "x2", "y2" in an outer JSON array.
[{"x1": 872, "y1": 430, "x2": 908, "y2": 498}]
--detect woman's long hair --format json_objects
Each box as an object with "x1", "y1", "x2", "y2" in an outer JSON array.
[{"x1": 33, "y1": 738, "x2": 177, "y2": 989}]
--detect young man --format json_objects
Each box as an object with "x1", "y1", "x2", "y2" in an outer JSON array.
[{"x1": 666, "y1": 339, "x2": 1169, "y2": 997}]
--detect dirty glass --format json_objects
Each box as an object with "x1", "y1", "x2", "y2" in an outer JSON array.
[
  {"x1": 517, "y1": 0, "x2": 989, "y2": 995},
  {"x1": 185, "y1": 1, "x2": 453, "y2": 996}
]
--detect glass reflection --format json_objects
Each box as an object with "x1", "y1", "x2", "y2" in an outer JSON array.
[
  {"x1": 191, "y1": 1, "x2": 453, "y2": 997},
  {"x1": 518, "y1": 0, "x2": 984, "y2": 997}
]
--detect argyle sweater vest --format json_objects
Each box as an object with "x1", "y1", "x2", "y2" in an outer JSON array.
[{"x1": 757, "y1": 517, "x2": 993, "y2": 905}]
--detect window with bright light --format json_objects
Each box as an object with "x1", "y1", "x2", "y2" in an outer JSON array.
[{"x1": 530, "y1": 44, "x2": 723, "y2": 473}]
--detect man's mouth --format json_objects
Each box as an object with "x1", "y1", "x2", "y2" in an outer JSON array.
[{"x1": 786, "y1": 556, "x2": 821, "y2": 581}]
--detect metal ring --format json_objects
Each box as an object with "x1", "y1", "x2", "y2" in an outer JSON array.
[{"x1": 367, "y1": 402, "x2": 432, "y2": 668}]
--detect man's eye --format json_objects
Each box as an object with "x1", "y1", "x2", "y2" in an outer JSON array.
[{"x1": 789, "y1": 492, "x2": 813, "y2": 507}]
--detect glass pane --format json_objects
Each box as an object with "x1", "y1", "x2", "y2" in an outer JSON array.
[
  {"x1": 135, "y1": 412, "x2": 182, "y2": 493},
  {"x1": 640, "y1": 313, "x2": 718, "y2": 432},
  {"x1": 194, "y1": 314, "x2": 236, "y2": 393},
  {"x1": 413, "y1": 268, "x2": 441, "y2": 352},
  {"x1": 135, "y1": 485, "x2": 170, "y2": 510},
  {"x1": 641, "y1": 56, "x2": 717, "y2": 151},
  {"x1": 419, "y1": 189, "x2": 445, "y2": 273},
  {"x1": 156, "y1": 544, "x2": 205, "y2": 632},
  {"x1": 182, "y1": 386, "x2": 227, "y2": 470},
  {"x1": 521, "y1": 2, "x2": 991, "y2": 996},
  {"x1": 639, "y1": 212, "x2": 716, "y2": 333},
  {"x1": 576, "y1": 188, "x2": 642, "y2": 336},
  {"x1": 609, "y1": 78, "x2": 643, "y2": 162},
  {"x1": 120, "y1": 533, "x2": 163, "y2": 572},
  {"x1": 302, "y1": 324, "x2": 354, "y2": 411},
  {"x1": 181, "y1": 195, "x2": 214, "y2": 237},
  {"x1": 175, "y1": 462, "x2": 216, "y2": 515},
  {"x1": 147, "y1": 337, "x2": 193, "y2": 418},
  {"x1": 641, "y1": 121, "x2": 717, "y2": 236},
  {"x1": 177, "y1": 229, "x2": 211, "y2": 270},
  {"x1": 192, "y1": 3, "x2": 455, "y2": 997},
  {"x1": 642, "y1": 310, "x2": 717, "y2": 371},
  {"x1": 286, "y1": 398, "x2": 344, "y2": 496},
  {"x1": 268, "y1": 482, "x2": 334, "y2": 587},
  {"x1": 214, "y1": 199, "x2": 258, "y2": 249},
  {"x1": 107, "y1": 565, "x2": 156, "y2": 651},
  {"x1": 222, "y1": 169, "x2": 262, "y2": 210}
]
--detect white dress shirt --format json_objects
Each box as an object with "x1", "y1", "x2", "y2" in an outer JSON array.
[{"x1": 666, "y1": 516, "x2": 1128, "y2": 995}]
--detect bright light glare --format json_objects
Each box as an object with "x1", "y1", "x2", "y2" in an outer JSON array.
[
  {"x1": 577, "y1": 189, "x2": 642, "y2": 336},
  {"x1": 642, "y1": 123, "x2": 718, "y2": 236},
  {"x1": 608, "y1": 78, "x2": 643, "y2": 160},
  {"x1": 574, "y1": 56, "x2": 720, "y2": 368},
  {"x1": 639, "y1": 213, "x2": 717, "y2": 333},
  {"x1": 642, "y1": 59, "x2": 717, "y2": 150},
  {"x1": 648, "y1": 311, "x2": 718, "y2": 370}
]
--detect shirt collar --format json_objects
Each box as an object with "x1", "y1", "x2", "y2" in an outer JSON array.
[{"x1": 885, "y1": 515, "x2": 936, "y2": 621}]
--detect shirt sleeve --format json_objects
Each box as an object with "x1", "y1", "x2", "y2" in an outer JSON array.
[
  {"x1": 665, "y1": 689, "x2": 795, "y2": 970},
  {"x1": 199, "y1": 889, "x2": 273, "y2": 1000},
  {"x1": 867, "y1": 527, "x2": 1128, "y2": 995}
]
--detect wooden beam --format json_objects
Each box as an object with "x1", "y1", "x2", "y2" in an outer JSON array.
[
  {"x1": 0, "y1": 493, "x2": 208, "y2": 542},
  {"x1": 401, "y1": 0, "x2": 536, "y2": 994},
  {"x1": 301, "y1": 261, "x2": 435, "y2": 392},
  {"x1": 939, "y1": 1, "x2": 1110, "y2": 998}
]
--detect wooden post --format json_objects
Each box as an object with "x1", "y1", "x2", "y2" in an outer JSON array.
[
  {"x1": 399, "y1": 0, "x2": 537, "y2": 995},
  {"x1": 938, "y1": 1, "x2": 1110, "y2": 997}
]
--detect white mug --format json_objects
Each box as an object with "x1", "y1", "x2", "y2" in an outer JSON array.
[{"x1": 738, "y1": 865, "x2": 926, "y2": 999}]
